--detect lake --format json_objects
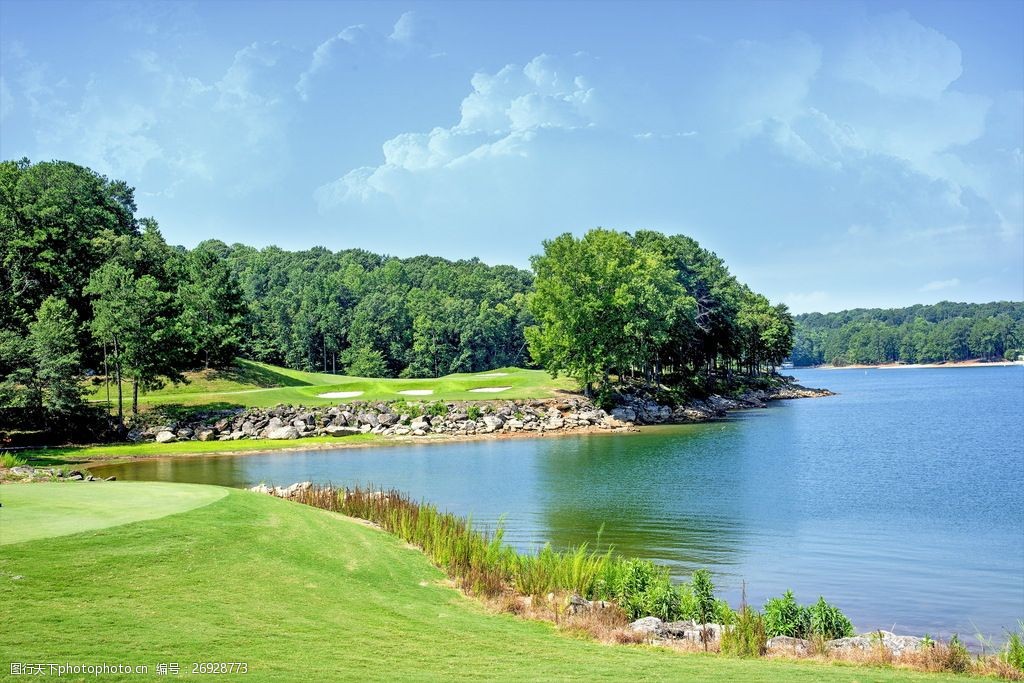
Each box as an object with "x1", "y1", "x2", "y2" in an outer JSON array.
[{"x1": 92, "y1": 366, "x2": 1024, "y2": 642}]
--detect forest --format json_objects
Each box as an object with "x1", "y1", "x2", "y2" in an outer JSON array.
[
  {"x1": 6, "y1": 158, "x2": 1015, "y2": 433},
  {"x1": 791, "y1": 302, "x2": 1024, "y2": 367}
]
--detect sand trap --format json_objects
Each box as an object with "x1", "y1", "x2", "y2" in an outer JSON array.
[
  {"x1": 468, "y1": 386, "x2": 512, "y2": 393},
  {"x1": 475, "y1": 373, "x2": 509, "y2": 377},
  {"x1": 398, "y1": 389, "x2": 434, "y2": 396},
  {"x1": 317, "y1": 391, "x2": 364, "y2": 399}
]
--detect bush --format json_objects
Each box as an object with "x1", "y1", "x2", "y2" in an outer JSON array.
[
  {"x1": 714, "y1": 599, "x2": 737, "y2": 626},
  {"x1": 808, "y1": 596, "x2": 854, "y2": 639},
  {"x1": 944, "y1": 634, "x2": 972, "y2": 673},
  {"x1": 691, "y1": 569, "x2": 717, "y2": 624},
  {"x1": 721, "y1": 606, "x2": 767, "y2": 657},
  {"x1": 1002, "y1": 623, "x2": 1024, "y2": 672},
  {"x1": 0, "y1": 452, "x2": 27, "y2": 468},
  {"x1": 426, "y1": 401, "x2": 449, "y2": 417},
  {"x1": 466, "y1": 405, "x2": 482, "y2": 420},
  {"x1": 764, "y1": 590, "x2": 811, "y2": 638}
]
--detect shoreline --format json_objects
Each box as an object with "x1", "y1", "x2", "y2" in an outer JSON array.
[
  {"x1": 807, "y1": 359, "x2": 1023, "y2": 370},
  {"x1": 6, "y1": 384, "x2": 832, "y2": 473}
]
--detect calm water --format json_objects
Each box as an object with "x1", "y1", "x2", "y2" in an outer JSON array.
[{"x1": 93, "y1": 366, "x2": 1024, "y2": 641}]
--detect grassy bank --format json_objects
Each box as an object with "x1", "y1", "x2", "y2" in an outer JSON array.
[
  {"x1": 16, "y1": 433, "x2": 381, "y2": 466},
  {"x1": 0, "y1": 483, "x2": 977, "y2": 682},
  {"x1": 84, "y1": 359, "x2": 579, "y2": 410}
]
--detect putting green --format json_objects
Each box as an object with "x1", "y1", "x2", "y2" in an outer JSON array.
[{"x1": 0, "y1": 482, "x2": 228, "y2": 545}]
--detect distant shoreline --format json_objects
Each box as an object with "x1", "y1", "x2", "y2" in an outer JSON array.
[{"x1": 804, "y1": 359, "x2": 1024, "y2": 370}]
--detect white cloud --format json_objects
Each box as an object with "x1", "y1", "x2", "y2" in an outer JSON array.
[
  {"x1": 316, "y1": 54, "x2": 597, "y2": 209},
  {"x1": 838, "y1": 11, "x2": 962, "y2": 99},
  {"x1": 296, "y1": 12, "x2": 426, "y2": 101},
  {"x1": 919, "y1": 278, "x2": 960, "y2": 292}
]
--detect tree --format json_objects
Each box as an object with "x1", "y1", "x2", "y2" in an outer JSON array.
[
  {"x1": 86, "y1": 263, "x2": 182, "y2": 426},
  {"x1": 29, "y1": 297, "x2": 85, "y2": 426},
  {"x1": 525, "y1": 229, "x2": 681, "y2": 395},
  {"x1": 178, "y1": 242, "x2": 245, "y2": 368}
]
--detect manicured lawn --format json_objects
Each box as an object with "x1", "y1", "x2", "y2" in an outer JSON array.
[
  {"x1": 20, "y1": 433, "x2": 380, "y2": 465},
  {"x1": 0, "y1": 482, "x2": 226, "y2": 545},
  {"x1": 84, "y1": 359, "x2": 579, "y2": 410},
  {"x1": 0, "y1": 484, "x2": 978, "y2": 682}
]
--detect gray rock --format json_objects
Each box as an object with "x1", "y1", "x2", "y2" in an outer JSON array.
[
  {"x1": 155, "y1": 430, "x2": 177, "y2": 444},
  {"x1": 610, "y1": 407, "x2": 636, "y2": 423},
  {"x1": 767, "y1": 635, "x2": 812, "y2": 654},
  {"x1": 377, "y1": 412, "x2": 400, "y2": 427},
  {"x1": 482, "y1": 415, "x2": 505, "y2": 433},
  {"x1": 196, "y1": 428, "x2": 217, "y2": 441},
  {"x1": 266, "y1": 426, "x2": 299, "y2": 440},
  {"x1": 828, "y1": 631, "x2": 923, "y2": 657},
  {"x1": 266, "y1": 417, "x2": 284, "y2": 431},
  {"x1": 409, "y1": 418, "x2": 430, "y2": 432},
  {"x1": 628, "y1": 616, "x2": 664, "y2": 635},
  {"x1": 325, "y1": 425, "x2": 361, "y2": 437}
]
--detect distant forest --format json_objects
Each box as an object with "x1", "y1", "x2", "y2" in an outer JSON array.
[{"x1": 791, "y1": 302, "x2": 1024, "y2": 366}]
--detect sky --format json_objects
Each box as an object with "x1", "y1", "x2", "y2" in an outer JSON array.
[{"x1": 1, "y1": 0, "x2": 1022, "y2": 313}]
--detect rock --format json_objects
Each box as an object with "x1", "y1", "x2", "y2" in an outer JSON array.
[
  {"x1": 104, "y1": 476, "x2": 117, "y2": 481},
  {"x1": 767, "y1": 635, "x2": 812, "y2": 655},
  {"x1": 196, "y1": 428, "x2": 217, "y2": 441},
  {"x1": 10, "y1": 466, "x2": 34, "y2": 475},
  {"x1": 482, "y1": 415, "x2": 505, "y2": 433},
  {"x1": 325, "y1": 425, "x2": 361, "y2": 437},
  {"x1": 68, "y1": 473, "x2": 84, "y2": 481},
  {"x1": 266, "y1": 417, "x2": 284, "y2": 431},
  {"x1": 359, "y1": 424, "x2": 372, "y2": 434},
  {"x1": 628, "y1": 616, "x2": 664, "y2": 635},
  {"x1": 610, "y1": 407, "x2": 636, "y2": 423},
  {"x1": 357, "y1": 412, "x2": 379, "y2": 428},
  {"x1": 266, "y1": 426, "x2": 299, "y2": 440},
  {"x1": 155, "y1": 430, "x2": 177, "y2": 444},
  {"x1": 409, "y1": 418, "x2": 430, "y2": 432},
  {"x1": 828, "y1": 632, "x2": 923, "y2": 657},
  {"x1": 377, "y1": 413, "x2": 400, "y2": 427},
  {"x1": 176, "y1": 427, "x2": 194, "y2": 439},
  {"x1": 544, "y1": 416, "x2": 564, "y2": 430}
]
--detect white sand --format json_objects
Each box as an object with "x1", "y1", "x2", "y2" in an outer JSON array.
[
  {"x1": 397, "y1": 389, "x2": 434, "y2": 396},
  {"x1": 468, "y1": 386, "x2": 512, "y2": 393},
  {"x1": 317, "y1": 391, "x2": 364, "y2": 399},
  {"x1": 475, "y1": 372, "x2": 509, "y2": 377}
]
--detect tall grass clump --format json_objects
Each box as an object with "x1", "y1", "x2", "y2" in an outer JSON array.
[
  {"x1": 721, "y1": 607, "x2": 767, "y2": 657},
  {"x1": 0, "y1": 452, "x2": 27, "y2": 468},
  {"x1": 1003, "y1": 624, "x2": 1024, "y2": 673},
  {"x1": 808, "y1": 596, "x2": 854, "y2": 639}
]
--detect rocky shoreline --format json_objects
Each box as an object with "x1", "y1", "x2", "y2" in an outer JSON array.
[{"x1": 133, "y1": 383, "x2": 833, "y2": 445}]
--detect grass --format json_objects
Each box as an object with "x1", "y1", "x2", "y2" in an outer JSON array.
[
  {"x1": 18, "y1": 433, "x2": 380, "y2": 465},
  {"x1": 0, "y1": 483, "x2": 977, "y2": 682},
  {"x1": 84, "y1": 359, "x2": 579, "y2": 410},
  {"x1": 0, "y1": 482, "x2": 227, "y2": 545}
]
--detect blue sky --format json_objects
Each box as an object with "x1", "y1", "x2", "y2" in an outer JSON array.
[{"x1": 1, "y1": 0, "x2": 1021, "y2": 312}]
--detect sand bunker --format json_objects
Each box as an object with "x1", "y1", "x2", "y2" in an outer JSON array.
[
  {"x1": 397, "y1": 389, "x2": 434, "y2": 396},
  {"x1": 475, "y1": 373, "x2": 509, "y2": 377},
  {"x1": 317, "y1": 391, "x2": 364, "y2": 399},
  {"x1": 468, "y1": 386, "x2": 512, "y2": 393}
]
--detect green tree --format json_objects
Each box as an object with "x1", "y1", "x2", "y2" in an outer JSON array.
[
  {"x1": 178, "y1": 242, "x2": 246, "y2": 368},
  {"x1": 29, "y1": 297, "x2": 85, "y2": 426}
]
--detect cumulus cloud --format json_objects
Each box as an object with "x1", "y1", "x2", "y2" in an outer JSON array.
[
  {"x1": 838, "y1": 11, "x2": 962, "y2": 99},
  {"x1": 315, "y1": 54, "x2": 596, "y2": 208},
  {"x1": 296, "y1": 12, "x2": 426, "y2": 101}
]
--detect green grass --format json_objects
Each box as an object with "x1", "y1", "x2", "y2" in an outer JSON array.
[
  {"x1": 84, "y1": 359, "x2": 579, "y2": 410},
  {"x1": 0, "y1": 482, "x2": 226, "y2": 545},
  {"x1": 20, "y1": 433, "x2": 380, "y2": 465},
  {"x1": 0, "y1": 483, "x2": 981, "y2": 682}
]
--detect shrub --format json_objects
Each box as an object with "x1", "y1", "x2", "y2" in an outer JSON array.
[
  {"x1": 0, "y1": 452, "x2": 27, "y2": 468},
  {"x1": 426, "y1": 401, "x2": 449, "y2": 418},
  {"x1": 808, "y1": 596, "x2": 854, "y2": 640},
  {"x1": 1002, "y1": 623, "x2": 1024, "y2": 673},
  {"x1": 944, "y1": 634, "x2": 972, "y2": 673},
  {"x1": 764, "y1": 590, "x2": 811, "y2": 638},
  {"x1": 467, "y1": 405, "x2": 482, "y2": 420},
  {"x1": 691, "y1": 569, "x2": 716, "y2": 625},
  {"x1": 640, "y1": 581, "x2": 680, "y2": 622},
  {"x1": 721, "y1": 606, "x2": 767, "y2": 657},
  {"x1": 714, "y1": 599, "x2": 737, "y2": 626}
]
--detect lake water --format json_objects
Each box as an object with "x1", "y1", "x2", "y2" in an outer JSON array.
[{"x1": 93, "y1": 366, "x2": 1024, "y2": 642}]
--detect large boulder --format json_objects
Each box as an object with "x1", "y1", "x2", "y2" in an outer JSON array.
[
  {"x1": 325, "y1": 425, "x2": 361, "y2": 437},
  {"x1": 610, "y1": 407, "x2": 636, "y2": 423},
  {"x1": 196, "y1": 428, "x2": 217, "y2": 442},
  {"x1": 767, "y1": 635, "x2": 812, "y2": 655},
  {"x1": 628, "y1": 617, "x2": 664, "y2": 635},
  {"x1": 266, "y1": 426, "x2": 299, "y2": 440},
  {"x1": 482, "y1": 415, "x2": 505, "y2": 433},
  {"x1": 155, "y1": 430, "x2": 177, "y2": 444}
]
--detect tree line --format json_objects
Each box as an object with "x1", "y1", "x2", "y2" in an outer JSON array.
[
  {"x1": 22, "y1": 158, "x2": 1020, "y2": 431},
  {"x1": 791, "y1": 302, "x2": 1024, "y2": 366}
]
